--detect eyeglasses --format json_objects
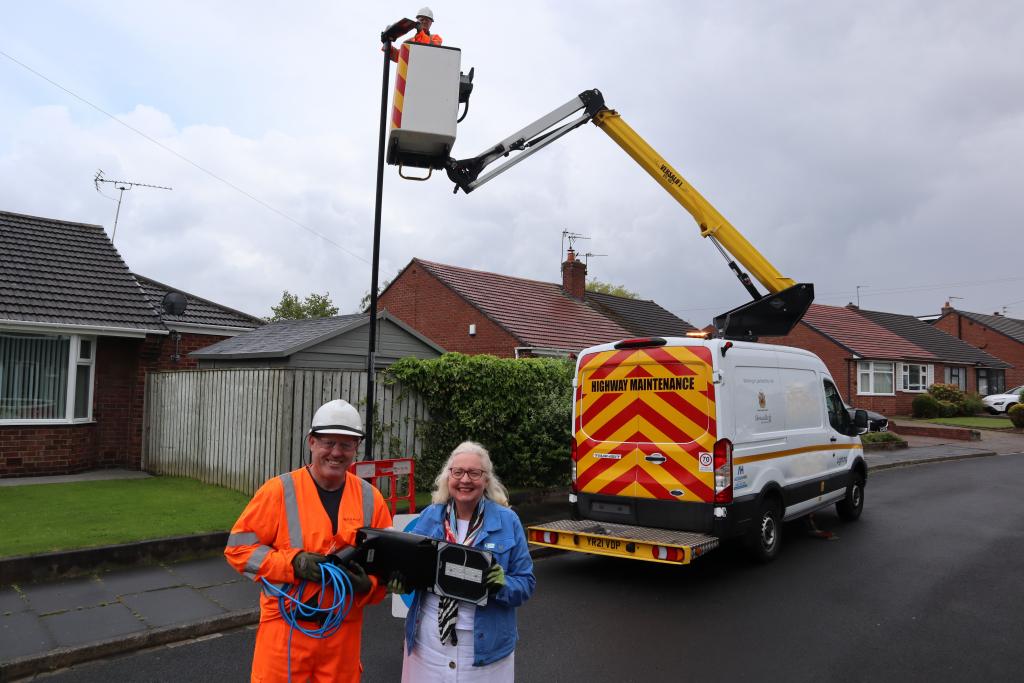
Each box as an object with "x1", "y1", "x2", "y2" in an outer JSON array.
[
  {"x1": 449, "y1": 467, "x2": 485, "y2": 481},
  {"x1": 315, "y1": 436, "x2": 360, "y2": 452}
]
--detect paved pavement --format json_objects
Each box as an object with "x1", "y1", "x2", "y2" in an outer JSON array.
[{"x1": 2, "y1": 430, "x2": 1021, "y2": 681}]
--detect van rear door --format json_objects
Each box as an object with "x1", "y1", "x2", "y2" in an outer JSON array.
[{"x1": 575, "y1": 343, "x2": 717, "y2": 503}]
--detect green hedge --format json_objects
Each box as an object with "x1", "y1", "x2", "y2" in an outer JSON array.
[
  {"x1": 1009, "y1": 403, "x2": 1024, "y2": 429},
  {"x1": 386, "y1": 354, "x2": 574, "y2": 489},
  {"x1": 912, "y1": 394, "x2": 941, "y2": 418}
]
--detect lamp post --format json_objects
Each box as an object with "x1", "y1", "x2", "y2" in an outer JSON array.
[{"x1": 366, "y1": 18, "x2": 418, "y2": 460}]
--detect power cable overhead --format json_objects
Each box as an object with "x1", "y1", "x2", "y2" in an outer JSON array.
[{"x1": 0, "y1": 48, "x2": 369, "y2": 265}]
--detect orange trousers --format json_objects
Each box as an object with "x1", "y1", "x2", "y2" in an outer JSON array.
[{"x1": 251, "y1": 616, "x2": 364, "y2": 682}]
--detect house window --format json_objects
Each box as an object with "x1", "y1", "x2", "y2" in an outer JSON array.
[
  {"x1": 0, "y1": 331, "x2": 95, "y2": 423},
  {"x1": 900, "y1": 363, "x2": 932, "y2": 392},
  {"x1": 977, "y1": 368, "x2": 1006, "y2": 396},
  {"x1": 857, "y1": 361, "x2": 894, "y2": 395},
  {"x1": 944, "y1": 366, "x2": 966, "y2": 391}
]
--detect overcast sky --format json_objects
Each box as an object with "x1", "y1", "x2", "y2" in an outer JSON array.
[{"x1": 2, "y1": 1, "x2": 1022, "y2": 327}]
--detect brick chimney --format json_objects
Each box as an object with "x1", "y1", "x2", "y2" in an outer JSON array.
[{"x1": 561, "y1": 248, "x2": 587, "y2": 300}]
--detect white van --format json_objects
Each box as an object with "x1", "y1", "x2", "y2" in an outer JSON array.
[{"x1": 528, "y1": 336, "x2": 868, "y2": 563}]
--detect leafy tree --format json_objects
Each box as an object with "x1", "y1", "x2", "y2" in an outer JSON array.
[
  {"x1": 360, "y1": 279, "x2": 391, "y2": 313},
  {"x1": 268, "y1": 291, "x2": 339, "y2": 321},
  {"x1": 586, "y1": 279, "x2": 638, "y2": 299}
]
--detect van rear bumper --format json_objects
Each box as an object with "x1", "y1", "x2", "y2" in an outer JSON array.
[
  {"x1": 527, "y1": 519, "x2": 719, "y2": 564},
  {"x1": 573, "y1": 492, "x2": 757, "y2": 538}
]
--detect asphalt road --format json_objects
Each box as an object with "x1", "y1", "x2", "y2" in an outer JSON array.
[{"x1": 34, "y1": 454, "x2": 1024, "y2": 682}]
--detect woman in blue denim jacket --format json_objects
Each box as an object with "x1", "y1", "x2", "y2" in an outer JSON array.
[{"x1": 398, "y1": 441, "x2": 535, "y2": 682}]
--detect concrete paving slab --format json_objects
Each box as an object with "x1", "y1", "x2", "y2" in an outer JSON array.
[
  {"x1": 0, "y1": 610, "x2": 54, "y2": 660},
  {"x1": 0, "y1": 585, "x2": 28, "y2": 614},
  {"x1": 122, "y1": 585, "x2": 227, "y2": 628},
  {"x1": 43, "y1": 601, "x2": 145, "y2": 649},
  {"x1": 20, "y1": 575, "x2": 118, "y2": 615},
  {"x1": 201, "y1": 580, "x2": 261, "y2": 612},
  {"x1": 167, "y1": 555, "x2": 240, "y2": 588},
  {"x1": 0, "y1": 468, "x2": 151, "y2": 487},
  {"x1": 99, "y1": 564, "x2": 183, "y2": 596}
]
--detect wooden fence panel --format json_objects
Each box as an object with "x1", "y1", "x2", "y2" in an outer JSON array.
[{"x1": 143, "y1": 368, "x2": 427, "y2": 495}]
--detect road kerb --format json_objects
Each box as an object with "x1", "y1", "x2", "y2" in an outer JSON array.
[{"x1": 0, "y1": 608, "x2": 259, "y2": 681}]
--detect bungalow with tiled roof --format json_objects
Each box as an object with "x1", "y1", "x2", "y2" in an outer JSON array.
[
  {"x1": 0, "y1": 210, "x2": 262, "y2": 478},
  {"x1": 764, "y1": 303, "x2": 1011, "y2": 414},
  {"x1": 857, "y1": 307, "x2": 1010, "y2": 396},
  {"x1": 377, "y1": 251, "x2": 696, "y2": 358},
  {"x1": 932, "y1": 304, "x2": 1024, "y2": 393}
]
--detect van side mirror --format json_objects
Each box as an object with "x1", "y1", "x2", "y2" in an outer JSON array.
[{"x1": 853, "y1": 409, "x2": 869, "y2": 432}]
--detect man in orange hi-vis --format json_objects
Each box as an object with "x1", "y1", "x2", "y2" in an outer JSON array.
[
  {"x1": 225, "y1": 399, "x2": 393, "y2": 682},
  {"x1": 387, "y1": 7, "x2": 442, "y2": 62}
]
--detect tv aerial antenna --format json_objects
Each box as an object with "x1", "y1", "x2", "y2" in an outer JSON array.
[
  {"x1": 93, "y1": 170, "x2": 172, "y2": 242},
  {"x1": 583, "y1": 252, "x2": 607, "y2": 265},
  {"x1": 560, "y1": 229, "x2": 590, "y2": 259}
]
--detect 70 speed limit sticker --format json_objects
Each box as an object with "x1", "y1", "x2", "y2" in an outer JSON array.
[{"x1": 698, "y1": 452, "x2": 714, "y2": 472}]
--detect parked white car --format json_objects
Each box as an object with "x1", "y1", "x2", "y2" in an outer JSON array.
[{"x1": 982, "y1": 385, "x2": 1024, "y2": 414}]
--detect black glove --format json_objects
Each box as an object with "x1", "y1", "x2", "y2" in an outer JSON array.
[
  {"x1": 292, "y1": 551, "x2": 329, "y2": 582},
  {"x1": 386, "y1": 570, "x2": 408, "y2": 594},
  {"x1": 344, "y1": 560, "x2": 373, "y2": 594}
]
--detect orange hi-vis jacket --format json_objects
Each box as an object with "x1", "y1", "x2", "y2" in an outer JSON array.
[
  {"x1": 225, "y1": 467, "x2": 393, "y2": 682},
  {"x1": 389, "y1": 30, "x2": 442, "y2": 62}
]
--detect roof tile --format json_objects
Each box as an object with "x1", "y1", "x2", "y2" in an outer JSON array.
[
  {"x1": 416, "y1": 259, "x2": 670, "y2": 351},
  {"x1": 1, "y1": 210, "x2": 164, "y2": 330},
  {"x1": 858, "y1": 308, "x2": 1009, "y2": 368},
  {"x1": 803, "y1": 304, "x2": 936, "y2": 360}
]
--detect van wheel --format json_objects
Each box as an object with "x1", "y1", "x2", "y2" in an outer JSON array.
[
  {"x1": 836, "y1": 473, "x2": 865, "y2": 522},
  {"x1": 745, "y1": 498, "x2": 782, "y2": 563}
]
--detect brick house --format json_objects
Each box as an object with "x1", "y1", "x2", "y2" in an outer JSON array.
[
  {"x1": 0, "y1": 210, "x2": 262, "y2": 478},
  {"x1": 377, "y1": 251, "x2": 697, "y2": 357},
  {"x1": 932, "y1": 305, "x2": 1023, "y2": 394},
  {"x1": 763, "y1": 303, "x2": 1008, "y2": 415}
]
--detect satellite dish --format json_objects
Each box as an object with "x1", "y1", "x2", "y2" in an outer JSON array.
[{"x1": 161, "y1": 291, "x2": 188, "y2": 316}]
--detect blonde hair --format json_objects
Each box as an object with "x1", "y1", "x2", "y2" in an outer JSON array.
[{"x1": 431, "y1": 441, "x2": 509, "y2": 507}]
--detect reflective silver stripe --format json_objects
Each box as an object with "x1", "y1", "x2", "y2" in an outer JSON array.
[
  {"x1": 244, "y1": 544, "x2": 272, "y2": 578},
  {"x1": 280, "y1": 472, "x2": 304, "y2": 550},
  {"x1": 360, "y1": 478, "x2": 375, "y2": 526},
  {"x1": 226, "y1": 532, "x2": 259, "y2": 547}
]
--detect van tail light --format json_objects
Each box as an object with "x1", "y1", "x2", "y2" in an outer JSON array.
[
  {"x1": 713, "y1": 438, "x2": 733, "y2": 504},
  {"x1": 530, "y1": 530, "x2": 559, "y2": 545},
  {"x1": 651, "y1": 545, "x2": 683, "y2": 562}
]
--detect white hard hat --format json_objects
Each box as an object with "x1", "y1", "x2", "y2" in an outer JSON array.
[
  {"x1": 416, "y1": 7, "x2": 434, "y2": 20},
  {"x1": 309, "y1": 399, "x2": 364, "y2": 438}
]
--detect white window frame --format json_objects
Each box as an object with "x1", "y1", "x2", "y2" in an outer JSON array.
[
  {"x1": 900, "y1": 363, "x2": 933, "y2": 393},
  {"x1": 857, "y1": 361, "x2": 895, "y2": 396},
  {"x1": 0, "y1": 331, "x2": 96, "y2": 425},
  {"x1": 72, "y1": 337, "x2": 96, "y2": 421}
]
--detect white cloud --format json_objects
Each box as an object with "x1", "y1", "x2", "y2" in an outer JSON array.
[{"x1": 2, "y1": 0, "x2": 1023, "y2": 324}]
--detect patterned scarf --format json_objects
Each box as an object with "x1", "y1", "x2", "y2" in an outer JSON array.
[{"x1": 438, "y1": 498, "x2": 485, "y2": 646}]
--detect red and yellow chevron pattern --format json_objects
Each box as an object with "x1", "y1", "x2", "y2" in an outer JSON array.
[
  {"x1": 575, "y1": 345, "x2": 717, "y2": 502},
  {"x1": 391, "y1": 44, "x2": 410, "y2": 130}
]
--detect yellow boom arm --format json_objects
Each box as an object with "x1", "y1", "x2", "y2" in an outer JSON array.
[
  {"x1": 592, "y1": 109, "x2": 796, "y2": 295},
  {"x1": 445, "y1": 89, "x2": 813, "y2": 338}
]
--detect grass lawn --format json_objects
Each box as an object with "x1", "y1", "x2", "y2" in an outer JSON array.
[
  {"x1": 0, "y1": 477, "x2": 537, "y2": 558},
  {"x1": 0, "y1": 477, "x2": 250, "y2": 558},
  {"x1": 907, "y1": 415, "x2": 1014, "y2": 429}
]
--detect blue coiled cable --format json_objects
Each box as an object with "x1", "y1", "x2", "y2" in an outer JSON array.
[{"x1": 261, "y1": 562, "x2": 355, "y2": 681}]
